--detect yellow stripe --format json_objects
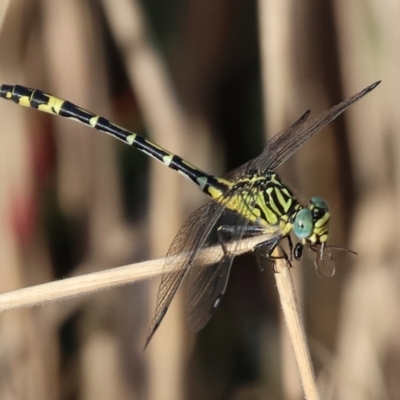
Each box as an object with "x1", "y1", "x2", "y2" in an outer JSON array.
[
  {"x1": 275, "y1": 187, "x2": 292, "y2": 212},
  {"x1": 208, "y1": 186, "x2": 224, "y2": 200},
  {"x1": 314, "y1": 212, "x2": 330, "y2": 228},
  {"x1": 18, "y1": 95, "x2": 32, "y2": 108},
  {"x1": 266, "y1": 187, "x2": 281, "y2": 215},
  {"x1": 37, "y1": 95, "x2": 64, "y2": 115}
]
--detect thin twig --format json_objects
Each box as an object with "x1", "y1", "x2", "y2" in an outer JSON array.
[
  {"x1": 0, "y1": 235, "x2": 272, "y2": 312},
  {"x1": 273, "y1": 253, "x2": 320, "y2": 400},
  {"x1": 0, "y1": 259, "x2": 163, "y2": 312}
]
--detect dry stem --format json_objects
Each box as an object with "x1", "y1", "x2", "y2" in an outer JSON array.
[
  {"x1": 0, "y1": 235, "x2": 271, "y2": 312},
  {"x1": 273, "y1": 253, "x2": 320, "y2": 400}
]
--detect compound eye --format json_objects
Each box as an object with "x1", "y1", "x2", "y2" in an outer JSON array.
[
  {"x1": 294, "y1": 208, "x2": 313, "y2": 239},
  {"x1": 310, "y1": 196, "x2": 328, "y2": 211}
]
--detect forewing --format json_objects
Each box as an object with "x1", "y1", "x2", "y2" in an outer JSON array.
[
  {"x1": 144, "y1": 200, "x2": 226, "y2": 348},
  {"x1": 257, "y1": 81, "x2": 380, "y2": 171},
  {"x1": 222, "y1": 111, "x2": 310, "y2": 182},
  {"x1": 224, "y1": 81, "x2": 380, "y2": 181},
  {"x1": 186, "y1": 184, "x2": 280, "y2": 331}
]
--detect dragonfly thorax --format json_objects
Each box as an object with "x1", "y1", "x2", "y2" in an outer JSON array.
[{"x1": 237, "y1": 170, "x2": 302, "y2": 227}]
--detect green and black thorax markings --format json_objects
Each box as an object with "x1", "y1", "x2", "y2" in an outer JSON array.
[
  {"x1": 228, "y1": 170, "x2": 301, "y2": 226},
  {"x1": 0, "y1": 80, "x2": 380, "y2": 347}
]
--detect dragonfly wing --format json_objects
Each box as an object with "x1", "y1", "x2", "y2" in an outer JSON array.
[
  {"x1": 144, "y1": 200, "x2": 226, "y2": 348},
  {"x1": 223, "y1": 81, "x2": 380, "y2": 181},
  {"x1": 224, "y1": 110, "x2": 310, "y2": 180},
  {"x1": 186, "y1": 185, "x2": 280, "y2": 331},
  {"x1": 257, "y1": 81, "x2": 380, "y2": 171},
  {"x1": 187, "y1": 254, "x2": 235, "y2": 332}
]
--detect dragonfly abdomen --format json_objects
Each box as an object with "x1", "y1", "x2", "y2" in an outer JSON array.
[{"x1": 0, "y1": 84, "x2": 230, "y2": 198}]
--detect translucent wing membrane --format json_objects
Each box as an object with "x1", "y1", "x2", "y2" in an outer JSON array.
[
  {"x1": 257, "y1": 81, "x2": 381, "y2": 171},
  {"x1": 224, "y1": 81, "x2": 380, "y2": 182},
  {"x1": 187, "y1": 184, "x2": 277, "y2": 331},
  {"x1": 145, "y1": 182, "x2": 282, "y2": 346},
  {"x1": 144, "y1": 201, "x2": 226, "y2": 349},
  {"x1": 223, "y1": 110, "x2": 310, "y2": 181},
  {"x1": 186, "y1": 212, "x2": 244, "y2": 332}
]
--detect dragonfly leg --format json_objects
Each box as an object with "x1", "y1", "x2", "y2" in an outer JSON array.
[
  {"x1": 287, "y1": 235, "x2": 293, "y2": 262},
  {"x1": 216, "y1": 226, "x2": 231, "y2": 258},
  {"x1": 253, "y1": 236, "x2": 292, "y2": 272}
]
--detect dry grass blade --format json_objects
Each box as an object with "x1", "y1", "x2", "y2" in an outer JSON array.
[
  {"x1": 258, "y1": 0, "x2": 319, "y2": 398},
  {"x1": 0, "y1": 258, "x2": 163, "y2": 312},
  {"x1": 273, "y1": 252, "x2": 320, "y2": 400},
  {"x1": 0, "y1": 234, "x2": 274, "y2": 313}
]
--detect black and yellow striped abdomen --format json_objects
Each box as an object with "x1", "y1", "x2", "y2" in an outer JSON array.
[{"x1": 0, "y1": 84, "x2": 231, "y2": 199}]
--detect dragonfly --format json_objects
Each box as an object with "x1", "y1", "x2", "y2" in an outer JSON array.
[{"x1": 0, "y1": 80, "x2": 380, "y2": 348}]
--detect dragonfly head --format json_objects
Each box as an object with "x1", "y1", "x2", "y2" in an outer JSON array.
[
  {"x1": 293, "y1": 197, "x2": 335, "y2": 276},
  {"x1": 293, "y1": 196, "x2": 330, "y2": 245}
]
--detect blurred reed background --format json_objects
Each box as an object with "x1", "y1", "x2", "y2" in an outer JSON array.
[{"x1": 0, "y1": 0, "x2": 396, "y2": 399}]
